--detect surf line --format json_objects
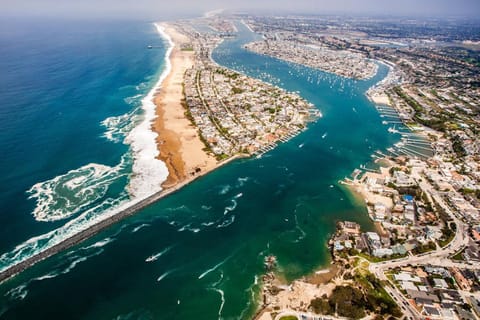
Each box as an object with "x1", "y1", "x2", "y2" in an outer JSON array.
[{"x1": 0, "y1": 150, "x2": 243, "y2": 284}]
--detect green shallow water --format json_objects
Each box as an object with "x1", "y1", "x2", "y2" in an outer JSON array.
[{"x1": 0, "y1": 22, "x2": 402, "y2": 320}]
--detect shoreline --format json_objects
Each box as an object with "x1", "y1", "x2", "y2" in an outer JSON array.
[
  {"x1": 152, "y1": 23, "x2": 217, "y2": 189},
  {"x1": 0, "y1": 154, "x2": 239, "y2": 283},
  {"x1": 253, "y1": 56, "x2": 398, "y2": 320},
  {"x1": 125, "y1": 23, "x2": 173, "y2": 198},
  {"x1": 0, "y1": 22, "x2": 226, "y2": 284}
]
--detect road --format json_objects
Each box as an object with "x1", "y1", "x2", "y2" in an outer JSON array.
[{"x1": 368, "y1": 168, "x2": 470, "y2": 319}]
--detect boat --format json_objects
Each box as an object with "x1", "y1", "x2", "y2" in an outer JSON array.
[
  {"x1": 145, "y1": 255, "x2": 156, "y2": 262},
  {"x1": 147, "y1": 45, "x2": 153, "y2": 49}
]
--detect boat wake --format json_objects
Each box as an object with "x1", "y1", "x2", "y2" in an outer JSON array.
[
  {"x1": 145, "y1": 245, "x2": 173, "y2": 262},
  {"x1": 3, "y1": 237, "x2": 112, "y2": 302},
  {"x1": 211, "y1": 288, "x2": 225, "y2": 320},
  {"x1": 223, "y1": 199, "x2": 237, "y2": 215},
  {"x1": 198, "y1": 255, "x2": 232, "y2": 280},
  {"x1": 216, "y1": 215, "x2": 235, "y2": 228},
  {"x1": 131, "y1": 223, "x2": 151, "y2": 233},
  {"x1": 1, "y1": 23, "x2": 176, "y2": 278},
  {"x1": 0, "y1": 195, "x2": 130, "y2": 274},
  {"x1": 156, "y1": 269, "x2": 174, "y2": 282}
]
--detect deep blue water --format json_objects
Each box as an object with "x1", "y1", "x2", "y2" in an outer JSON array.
[
  {"x1": 0, "y1": 18, "x2": 167, "y2": 255},
  {"x1": 0, "y1": 18, "x2": 402, "y2": 319}
]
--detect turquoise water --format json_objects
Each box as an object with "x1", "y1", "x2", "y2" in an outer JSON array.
[{"x1": 0, "y1": 19, "x2": 401, "y2": 319}]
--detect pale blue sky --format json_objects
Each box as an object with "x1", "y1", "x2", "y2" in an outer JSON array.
[{"x1": 1, "y1": 0, "x2": 479, "y2": 19}]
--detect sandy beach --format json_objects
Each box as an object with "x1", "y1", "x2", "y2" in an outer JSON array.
[
  {"x1": 369, "y1": 92, "x2": 391, "y2": 106},
  {"x1": 153, "y1": 24, "x2": 217, "y2": 189}
]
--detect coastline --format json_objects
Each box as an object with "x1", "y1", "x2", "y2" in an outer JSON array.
[
  {"x1": 254, "y1": 58, "x2": 397, "y2": 319},
  {"x1": 152, "y1": 23, "x2": 217, "y2": 189},
  {"x1": 0, "y1": 22, "x2": 225, "y2": 284},
  {"x1": 125, "y1": 24, "x2": 173, "y2": 198},
  {"x1": 0, "y1": 155, "x2": 237, "y2": 283}
]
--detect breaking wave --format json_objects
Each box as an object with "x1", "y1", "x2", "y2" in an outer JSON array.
[{"x1": 27, "y1": 155, "x2": 129, "y2": 222}]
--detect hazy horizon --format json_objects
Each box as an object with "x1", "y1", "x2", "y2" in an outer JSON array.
[{"x1": 1, "y1": 0, "x2": 480, "y2": 20}]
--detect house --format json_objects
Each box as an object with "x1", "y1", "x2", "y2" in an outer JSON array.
[
  {"x1": 374, "y1": 203, "x2": 387, "y2": 221},
  {"x1": 451, "y1": 267, "x2": 472, "y2": 291},
  {"x1": 406, "y1": 289, "x2": 440, "y2": 305},
  {"x1": 341, "y1": 221, "x2": 361, "y2": 235},
  {"x1": 401, "y1": 281, "x2": 418, "y2": 291},
  {"x1": 439, "y1": 308, "x2": 456, "y2": 320},
  {"x1": 395, "y1": 272, "x2": 421, "y2": 282},
  {"x1": 391, "y1": 244, "x2": 407, "y2": 255},
  {"x1": 467, "y1": 296, "x2": 480, "y2": 318},
  {"x1": 433, "y1": 278, "x2": 449, "y2": 289},
  {"x1": 404, "y1": 204, "x2": 416, "y2": 223},
  {"x1": 394, "y1": 171, "x2": 416, "y2": 187},
  {"x1": 372, "y1": 248, "x2": 393, "y2": 257},
  {"x1": 423, "y1": 305, "x2": 441, "y2": 317},
  {"x1": 454, "y1": 305, "x2": 476, "y2": 320}
]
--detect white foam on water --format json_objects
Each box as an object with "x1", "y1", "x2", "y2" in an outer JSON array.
[
  {"x1": 82, "y1": 237, "x2": 115, "y2": 250},
  {"x1": 216, "y1": 215, "x2": 235, "y2": 229},
  {"x1": 131, "y1": 223, "x2": 150, "y2": 233},
  {"x1": 223, "y1": 200, "x2": 237, "y2": 215},
  {"x1": 34, "y1": 247, "x2": 105, "y2": 282},
  {"x1": 177, "y1": 223, "x2": 201, "y2": 233},
  {"x1": 211, "y1": 271, "x2": 224, "y2": 287},
  {"x1": 212, "y1": 288, "x2": 225, "y2": 320},
  {"x1": 0, "y1": 23, "x2": 180, "y2": 275},
  {"x1": 125, "y1": 23, "x2": 173, "y2": 198},
  {"x1": 0, "y1": 194, "x2": 134, "y2": 273},
  {"x1": 201, "y1": 205, "x2": 212, "y2": 211},
  {"x1": 156, "y1": 270, "x2": 173, "y2": 282},
  {"x1": 124, "y1": 94, "x2": 143, "y2": 105},
  {"x1": 4, "y1": 244, "x2": 108, "y2": 301},
  {"x1": 145, "y1": 245, "x2": 173, "y2": 263},
  {"x1": 239, "y1": 275, "x2": 260, "y2": 320},
  {"x1": 4, "y1": 284, "x2": 28, "y2": 301},
  {"x1": 293, "y1": 213, "x2": 307, "y2": 243},
  {"x1": 198, "y1": 256, "x2": 230, "y2": 280},
  {"x1": 218, "y1": 184, "x2": 231, "y2": 195},
  {"x1": 102, "y1": 107, "x2": 139, "y2": 144},
  {"x1": 236, "y1": 177, "x2": 250, "y2": 187},
  {"x1": 166, "y1": 204, "x2": 192, "y2": 213},
  {"x1": 27, "y1": 157, "x2": 129, "y2": 222}
]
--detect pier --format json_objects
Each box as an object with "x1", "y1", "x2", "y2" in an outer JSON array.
[{"x1": 0, "y1": 155, "x2": 241, "y2": 284}]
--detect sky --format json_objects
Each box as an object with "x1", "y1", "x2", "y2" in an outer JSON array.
[{"x1": 1, "y1": 0, "x2": 480, "y2": 19}]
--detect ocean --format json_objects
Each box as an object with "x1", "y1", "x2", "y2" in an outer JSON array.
[{"x1": 1, "y1": 17, "x2": 401, "y2": 319}]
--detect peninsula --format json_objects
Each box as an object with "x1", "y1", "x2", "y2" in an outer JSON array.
[
  {"x1": 152, "y1": 20, "x2": 318, "y2": 188},
  {"x1": 0, "y1": 19, "x2": 317, "y2": 283}
]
